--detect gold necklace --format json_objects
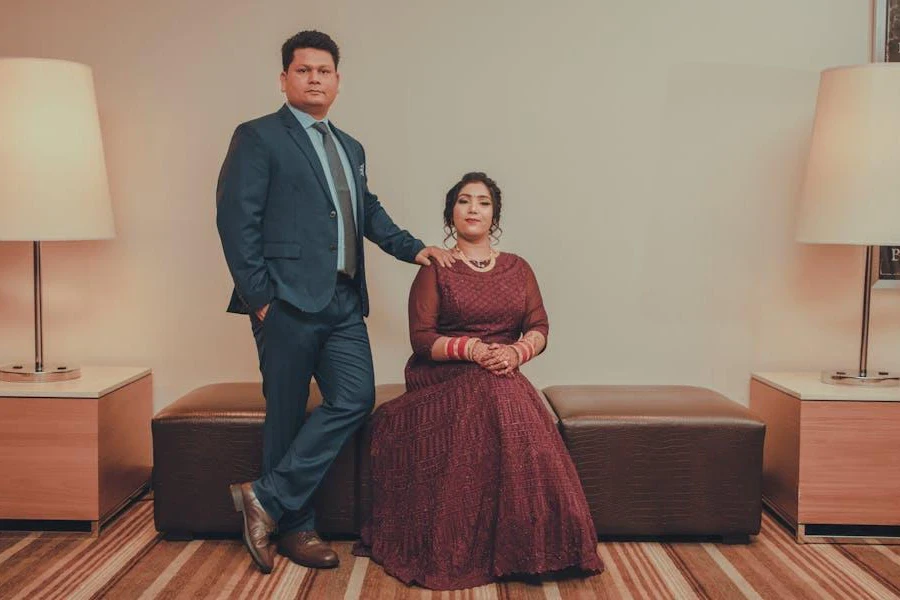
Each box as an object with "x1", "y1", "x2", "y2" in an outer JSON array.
[{"x1": 453, "y1": 245, "x2": 497, "y2": 272}]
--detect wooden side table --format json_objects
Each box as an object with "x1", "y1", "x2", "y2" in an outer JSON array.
[
  {"x1": 750, "y1": 372, "x2": 900, "y2": 543},
  {"x1": 0, "y1": 366, "x2": 152, "y2": 535}
]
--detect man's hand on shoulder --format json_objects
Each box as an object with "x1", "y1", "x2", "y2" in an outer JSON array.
[{"x1": 415, "y1": 246, "x2": 456, "y2": 268}]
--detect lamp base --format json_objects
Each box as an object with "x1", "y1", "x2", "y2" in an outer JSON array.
[
  {"x1": 0, "y1": 362, "x2": 81, "y2": 383},
  {"x1": 821, "y1": 369, "x2": 900, "y2": 387}
]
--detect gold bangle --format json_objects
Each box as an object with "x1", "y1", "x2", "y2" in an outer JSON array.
[
  {"x1": 466, "y1": 338, "x2": 480, "y2": 361},
  {"x1": 512, "y1": 344, "x2": 525, "y2": 365}
]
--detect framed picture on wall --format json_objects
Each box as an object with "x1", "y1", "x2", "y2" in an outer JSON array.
[
  {"x1": 878, "y1": 247, "x2": 900, "y2": 279},
  {"x1": 888, "y1": 0, "x2": 900, "y2": 61},
  {"x1": 875, "y1": 0, "x2": 900, "y2": 287}
]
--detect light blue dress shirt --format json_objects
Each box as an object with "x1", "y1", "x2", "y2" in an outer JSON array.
[{"x1": 287, "y1": 104, "x2": 359, "y2": 273}]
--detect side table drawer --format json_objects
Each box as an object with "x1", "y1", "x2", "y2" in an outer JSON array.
[
  {"x1": 0, "y1": 397, "x2": 98, "y2": 520},
  {"x1": 799, "y1": 400, "x2": 900, "y2": 525}
]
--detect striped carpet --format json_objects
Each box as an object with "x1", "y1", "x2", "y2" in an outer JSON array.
[{"x1": 2, "y1": 498, "x2": 900, "y2": 599}]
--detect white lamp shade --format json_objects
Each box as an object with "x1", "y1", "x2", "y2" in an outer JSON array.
[
  {"x1": 0, "y1": 58, "x2": 114, "y2": 241},
  {"x1": 796, "y1": 64, "x2": 900, "y2": 246}
]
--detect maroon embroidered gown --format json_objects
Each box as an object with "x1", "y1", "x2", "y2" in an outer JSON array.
[{"x1": 353, "y1": 253, "x2": 603, "y2": 589}]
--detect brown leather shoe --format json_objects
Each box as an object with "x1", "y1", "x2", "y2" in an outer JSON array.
[
  {"x1": 229, "y1": 482, "x2": 276, "y2": 573},
  {"x1": 277, "y1": 530, "x2": 339, "y2": 569}
]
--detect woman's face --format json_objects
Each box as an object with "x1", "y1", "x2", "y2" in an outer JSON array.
[{"x1": 452, "y1": 182, "x2": 494, "y2": 242}]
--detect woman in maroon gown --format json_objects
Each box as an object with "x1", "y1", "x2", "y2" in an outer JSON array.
[{"x1": 354, "y1": 172, "x2": 603, "y2": 589}]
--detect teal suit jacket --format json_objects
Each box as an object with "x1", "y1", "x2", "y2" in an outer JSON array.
[{"x1": 216, "y1": 105, "x2": 424, "y2": 317}]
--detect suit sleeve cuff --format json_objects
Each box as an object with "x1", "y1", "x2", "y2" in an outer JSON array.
[
  {"x1": 406, "y1": 239, "x2": 426, "y2": 263},
  {"x1": 240, "y1": 284, "x2": 275, "y2": 312}
]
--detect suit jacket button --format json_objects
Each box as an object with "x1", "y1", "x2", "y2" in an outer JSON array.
[
  {"x1": 329, "y1": 244, "x2": 337, "y2": 251},
  {"x1": 329, "y1": 210, "x2": 336, "y2": 218}
]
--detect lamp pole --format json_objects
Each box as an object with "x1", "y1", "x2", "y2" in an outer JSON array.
[
  {"x1": 0, "y1": 242, "x2": 81, "y2": 382},
  {"x1": 33, "y1": 241, "x2": 43, "y2": 373}
]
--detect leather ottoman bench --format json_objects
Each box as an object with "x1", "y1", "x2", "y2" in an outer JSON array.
[
  {"x1": 152, "y1": 382, "x2": 404, "y2": 539},
  {"x1": 543, "y1": 385, "x2": 765, "y2": 542}
]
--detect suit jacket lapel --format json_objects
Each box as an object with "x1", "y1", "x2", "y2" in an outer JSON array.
[
  {"x1": 331, "y1": 125, "x2": 366, "y2": 233},
  {"x1": 277, "y1": 105, "x2": 331, "y2": 200}
]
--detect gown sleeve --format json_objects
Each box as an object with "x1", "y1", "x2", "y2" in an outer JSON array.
[
  {"x1": 521, "y1": 260, "x2": 549, "y2": 340},
  {"x1": 408, "y1": 265, "x2": 442, "y2": 358}
]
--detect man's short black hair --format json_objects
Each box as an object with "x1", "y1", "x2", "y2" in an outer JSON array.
[{"x1": 282, "y1": 30, "x2": 340, "y2": 71}]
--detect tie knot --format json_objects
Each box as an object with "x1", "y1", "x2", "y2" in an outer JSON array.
[{"x1": 312, "y1": 121, "x2": 330, "y2": 136}]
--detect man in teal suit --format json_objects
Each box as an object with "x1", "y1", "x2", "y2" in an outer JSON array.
[{"x1": 217, "y1": 30, "x2": 453, "y2": 574}]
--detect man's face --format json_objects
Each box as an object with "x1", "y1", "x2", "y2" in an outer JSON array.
[{"x1": 280, "y1": 48, "x2": 340, "y2": 118}]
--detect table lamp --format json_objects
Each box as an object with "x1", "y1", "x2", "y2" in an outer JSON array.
[
  {"x1": 0, "y1": 58, "x2": 115, "y2": 382},
  {"x1": 796, "y1": 63, "x2": 900, "y2": 386}
]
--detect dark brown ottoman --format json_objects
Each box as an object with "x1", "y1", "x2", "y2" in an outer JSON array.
[
  {"x1": 153, "y1": 382, "x2": 403, "y2": 538},
  {"x1": 543, "y1": 385, "x2": 765, "y2": 542}
]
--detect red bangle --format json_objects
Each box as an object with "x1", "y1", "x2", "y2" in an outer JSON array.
[
  {"x1": 449, "y1": 336, "x2": 470, "y2": 360},
  {"x1": 460, "y1": 337, "x2": 471, "y2": 360},
  {"x1": 514, "y1": 341, "x2": 533, "y2": 364}
]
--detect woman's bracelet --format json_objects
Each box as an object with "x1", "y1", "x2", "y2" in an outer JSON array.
[
  {"x1": 445, "y1": 336, "x2": 481, "y2": 361},
  {"x1": 513, "y1": 340, "x2": 534, "y2": 364}
]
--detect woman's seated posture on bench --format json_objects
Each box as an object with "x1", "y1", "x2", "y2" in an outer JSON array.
[{"x1": 354, "y1": 172, "x2": 603, "y2": 589}]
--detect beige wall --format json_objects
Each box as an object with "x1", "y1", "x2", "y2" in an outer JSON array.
[{"x1": 1, "y1": 0, "x2": 893, "y2": 411}]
